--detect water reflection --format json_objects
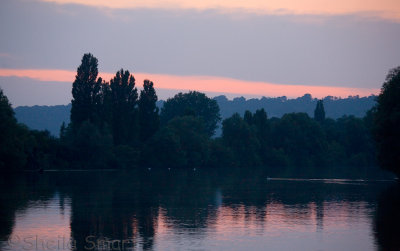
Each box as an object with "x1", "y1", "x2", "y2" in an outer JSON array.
[
  {"x1": 0, "y1": 169, "x2": 396, "y2": 251},
  {"x1": 374, "y1": 182, "x2": 400, "y2": 251}
]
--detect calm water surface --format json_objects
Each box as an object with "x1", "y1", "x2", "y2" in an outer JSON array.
[{"x1": 0, "y1": 169, "x2": 399, "y2": 251}]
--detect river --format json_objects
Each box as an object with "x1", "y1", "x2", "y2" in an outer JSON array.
[{"x1": 0, "y1": 169, "x2": 398, "y2": 251}]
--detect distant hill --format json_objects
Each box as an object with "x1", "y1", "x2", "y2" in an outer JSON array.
[
  {"x1": 14, "y1": 94, "x2": 376, "y2": 137},
  {"x1": 14, "y1": 104, "x2": 71, "y2": 137},
  {"x1": 215, "y1": 94, "x2": 376, "y2": 119}
]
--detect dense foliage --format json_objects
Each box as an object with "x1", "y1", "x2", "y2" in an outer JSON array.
[
  {"x1": 160, "y1": 91, "x2": 221, "y2": 137},
  {"x1": 1, "y1": 54, "x2": 397, "y2": 178},
  {"x1": 14, "y1": 94, "x2": 376, "y2": 136},
  {"x1": 108, "y1": 69, "x2": 139, "y2": 145},
  {"x1": 219, "y1": 109, "x2": 379, "y2": 177},
  {"x1": 0, "y1": 89, "x2": 58, "y2": 172},
  {"x1": 139, "y1": 80, "x2": 159, "y2": 142},
  {"x1": 373, "y1": 67, "x2": 400, "y2": 177}
]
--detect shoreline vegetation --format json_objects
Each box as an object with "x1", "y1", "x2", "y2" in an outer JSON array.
[
  {"x1": 13, "y1": 94, "x2": 376, "y2": 137},
  {"x1": 1, "y1": 53, "x2": 399, "y2": 179}
]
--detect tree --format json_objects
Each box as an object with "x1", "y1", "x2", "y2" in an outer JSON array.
[
  {"x1": 314, "y1": 100, "x2": 325, "y2": 122},
  {"x1": 0, "y1": 89, "x2": 16, "y2": 128},
  {"x1": 139, "y1": 80, "x2": 159, "y2": 142},
  {"x1": 373, "y1": 66, "x2": 400, "y2": 177},
  {"x1": 271, "y1": 113, "x2": 326, "y2": 171},
  {"x1": 0, "y1": 89, "x2": 62, "y2": 172},
  {"x1": 71, "y1": 120, "x2": 114, "y2": 169},
  {"x1": 244, "y1": 110, "x2": 253, "y2": 124},
  {"x1": 222, "y1": 113, "x2": 260, "y2": 167},
  {"x1": 160, "y1": 91, "x2": 221, "y2": 137},
  {"x1": 248, "y1": 109, "x2": 270, "y2": 165},
  {"x1": 251, "y1": 109, "x2": 269, "y2": 140},
  {"x1": 141, "y1": 116, "x2": 209, "y2": 168},
  {"x1": 331, "y1": 115, "x2": 376, "y2": 175},
  {"x1": 98, "y1": 78, "x2": 112, "y2": 129},
  {"x1": 70, "y1": 53, "x2": 103, "y2": 130},
  {"x1": 59, "y1": 122, "x2": 68, "y2": 142},
  {"x1": 0, "y1": 89, "x2": 27, "y2": 171},
  {"x1": 109, "y1": 69, "x2": 138, "y2": 145}
]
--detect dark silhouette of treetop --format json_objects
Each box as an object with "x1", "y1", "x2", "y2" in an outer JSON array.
[
  {"x1": 374, "y1": 66, "x2": 400, "y2": 177},
  {"x1": 70, "y1": 53, "x2": 103, "y2": 130},
  {"x1": 139, "y1": 80, "x2": 159, "y2": 141},
  {"x1": 109, "y1": 69, "x2": 138, "y2": 145},
  {"x1": 1, "y1": 89, "x2": 57, "y2": 172},
  {"x1": 0, "y1": 88, "x2": 15, "y2": 125},
  {"x1": 0, "y1": 88, "x2": 22, "y2": 170},
  {"x1": 160, "y1": 91, "x2": 221, "y2": 137},
  {"x1": 110, "y1": 69, "x2": 137, "y2": 105},
  {"x1": 314, "y1": 99, "x2": 325, "y2": 122}
]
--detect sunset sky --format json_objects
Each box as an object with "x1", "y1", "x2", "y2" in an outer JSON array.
[{"x1": 1, "y1": 0, "x2": 399, "y2": 106}]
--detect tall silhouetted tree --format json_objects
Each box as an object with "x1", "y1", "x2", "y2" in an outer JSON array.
[
  {"x1": 59, "y1": 122, "x2": 66, "y2": 139},
  {"x1": 250, "y1": 109, "x2": 270, "y2": 164},
  {"x1": 244, "y1": 110, "x2": 253, "y2": 124},
  {"x1": 109, "y1": 69, "x2": 138, "y2": 145},
  {"x1": 243, "y1": 109, "x2": 269, "y2": 148},
  {"x1": 160, "y1": 91, "x2": 221, "y2": 137},
  {"x1": 252, "y1": 109, "x2": 269, "y2": 137},
  {"x1": 97, "y1": 80, "x2": 113, "y2": 129},
  {"x1": 139, "y1": 80, "x2": 159, "y2": 142},
  {"x1": 314, "y1": 100, "x2": 325, "y2": 122},
  {"x1": 374, "y1": 66, "x2": 400, "y2": 177},
  {"x1": 70, "y1": 53, "x2": 103, "y2": 130}
]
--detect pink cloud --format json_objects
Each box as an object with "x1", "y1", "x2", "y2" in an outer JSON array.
[{"x1": 0, "y1": 68, "x2": 379, "y2": 98}]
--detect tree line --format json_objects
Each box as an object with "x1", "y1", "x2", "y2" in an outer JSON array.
[
  {"x1": 13, "y1": 90, "x2": 376, "y2": 137},
  {"x1": 0, "y1": 53, "x2": 399, "y2": 178}
]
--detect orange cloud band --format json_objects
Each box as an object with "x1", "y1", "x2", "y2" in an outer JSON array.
[
  {"x1": 0, "y1": 68, "x2": 379, "y2": 98},
  {"x1": 41, "y1": 0, "x2": 400, "y2": 22}
]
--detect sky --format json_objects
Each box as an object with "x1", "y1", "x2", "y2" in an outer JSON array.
[{"x1": 0, "y1": 0, "x2": 399, "y2": 106}]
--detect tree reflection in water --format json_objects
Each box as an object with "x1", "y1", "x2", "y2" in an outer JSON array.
[
  {"x1": 374, "y1": 182, "x2": 400, "y2": 251},
  {"x1": 0, "y1": 169, "x2": 397, "y2": 251}
]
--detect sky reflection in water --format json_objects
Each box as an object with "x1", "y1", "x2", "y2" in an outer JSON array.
[{"x1": 0, "y1": 170, "x2": 397, "y2": 251}]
